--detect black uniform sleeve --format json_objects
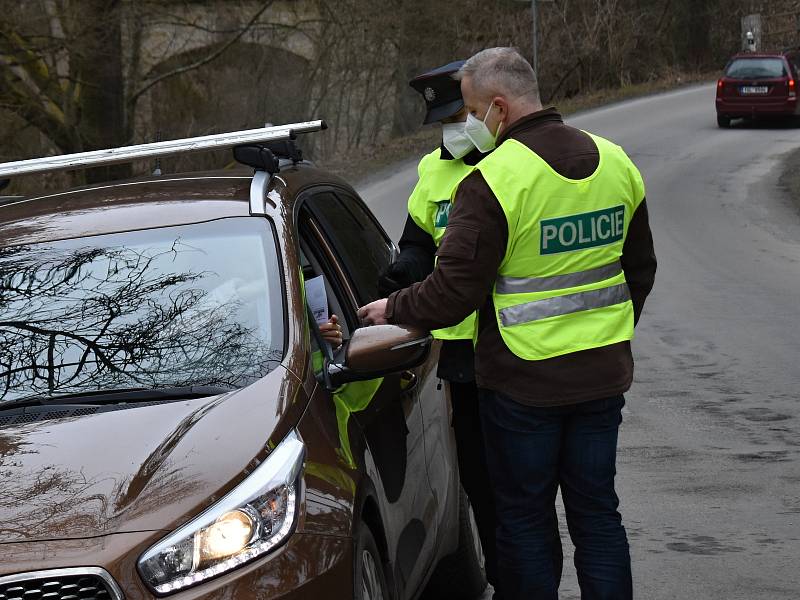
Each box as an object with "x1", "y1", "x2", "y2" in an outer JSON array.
[
  {"x1": 378, "y1": 215, "x2": 437, "y2": 295},
  {"x1": 621, "y1": 199, "x2": 657, "y2": 325},
  {"x1": 386, "y1": 171, "x2": 507, "y2": 330},
  {"x1": 397, "y1": 214, "x2": 437, "y2": 280}
]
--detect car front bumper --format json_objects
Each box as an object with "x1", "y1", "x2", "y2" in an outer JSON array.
[{"x1": 0, "y1": 531, "x2": 352, "y2": 600}]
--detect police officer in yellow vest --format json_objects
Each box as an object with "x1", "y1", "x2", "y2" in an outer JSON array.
[
  {"x1": 360, "y1": 48, "x2": 657, "y2": 600},
  {"x1": 381, "y1": 61, "x2": 564, "y2": 599},
  {"x1": 379, "y1": 61, "x2": 524, "y2": 600}
]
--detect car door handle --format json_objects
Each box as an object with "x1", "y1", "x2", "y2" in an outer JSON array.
[{"x1": 399, "y1": 370, "x2": 418, "y2": 395}]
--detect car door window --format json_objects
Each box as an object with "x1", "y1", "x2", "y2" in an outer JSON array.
[
  {"x1": 298, "y1": 196, "x2": 441, "y2": 587},
  {"x1": 299, "y1": 212, "x2": 359, "y2": 336},
  {"x1": 305, "y1": 190, "x2": 393, "y2": 304},
  {"x1": 300, "y1": 242, "x2": 352, "y2": 340}
]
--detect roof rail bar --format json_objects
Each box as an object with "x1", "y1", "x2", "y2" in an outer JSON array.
[{"x1": 0, "y1": 120, "x2": 327, "y2": 179}]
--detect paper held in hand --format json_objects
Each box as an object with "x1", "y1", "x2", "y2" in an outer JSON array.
[{"x1": 305, "y1": 275, "x2": 329, "y2": 325}]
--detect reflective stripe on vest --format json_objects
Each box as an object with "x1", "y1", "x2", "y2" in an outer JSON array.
[
  {"x1": 407, "y1": 148, "x2": 477, "y2": 341},
  {"x1": 499, "y1": 282, "x2": 631, "y2": 327},
  {"x1": 495, "y1": 260, "x2": 622, "y2": 294}
]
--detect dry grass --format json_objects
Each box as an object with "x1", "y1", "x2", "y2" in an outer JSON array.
[
  {"x1": 321, "y1": 70, "x2": 719, "y2": 186},
  {"x1": 317, "y1": 126, "x2": 442, "y2": 189},
  {"x1": 556, "y1": 70, "x2": 717, "y2": 115}
]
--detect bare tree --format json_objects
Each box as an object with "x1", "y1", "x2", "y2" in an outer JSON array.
[
  {"x1": 0, "y1": 0, "x2": 277, "y2": 183},
  {"x1": 2, "y1": 0, "x2": 798, "y2": 190}
]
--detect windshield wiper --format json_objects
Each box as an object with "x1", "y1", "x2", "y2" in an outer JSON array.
[{"x1": 0, "y1": 385, "x2": 234, "y2": 411}]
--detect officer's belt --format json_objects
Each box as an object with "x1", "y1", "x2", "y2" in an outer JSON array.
[
  {"x1": 495, "y1": 260, "x2": 623, "y2": 294},
  {"x1": 499, "y1": 282, "x2": 631, "y2": 327}
]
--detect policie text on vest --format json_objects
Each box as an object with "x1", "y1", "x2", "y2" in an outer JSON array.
[{"x1": 540, "y1": 205, "x2": 625, "y2": 255}]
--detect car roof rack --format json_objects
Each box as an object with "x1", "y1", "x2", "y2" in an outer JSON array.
[{"x1": 0, "y1": 119, "x2": 327, "y2": 216}]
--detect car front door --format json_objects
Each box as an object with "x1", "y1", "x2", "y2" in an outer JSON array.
[{"x1": 300, "y1": 187, "x2": 441, "y2": 597}]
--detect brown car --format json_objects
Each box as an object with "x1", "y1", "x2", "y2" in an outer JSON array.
[{"x1": 0, "y1": 138, "x2": 485, "y2": 599}]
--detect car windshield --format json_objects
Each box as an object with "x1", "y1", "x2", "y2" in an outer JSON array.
[
  {"x1": 0, "y1": 218, "x2": 284, "y2": 405},
  {"x1": 725, "y1": 57, "x2": 786, "y2": 79}
]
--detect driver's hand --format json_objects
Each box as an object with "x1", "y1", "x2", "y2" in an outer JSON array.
[{"x1": 319, "y1": 314, "x2": 343, "y2": 348}]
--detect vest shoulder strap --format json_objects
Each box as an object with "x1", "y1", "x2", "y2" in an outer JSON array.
[
  {"x1": 416, "y1": 147, "x2": 442, "y2": 175},
  {"x1": 583, "y1": 132, "x2": 646, "y2": 204}
]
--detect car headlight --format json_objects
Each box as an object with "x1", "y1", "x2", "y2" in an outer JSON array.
[{"x1": 137, "y1": 430, "x2": 305, "y2": 594}]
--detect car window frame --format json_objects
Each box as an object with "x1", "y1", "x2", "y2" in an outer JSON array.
[
  {"x1": 264, "y1": 216, "x2": 290, "y2": 359},
  {"x1": 298, "y1": 212, "x2": 361, "y2": 336},
  {"x1": 297, "y1": 185, "x2": 396, "y2": 306}
]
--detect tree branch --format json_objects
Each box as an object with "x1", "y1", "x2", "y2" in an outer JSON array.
[
  {"x1": 129, "y1": 0, "x2": 275, "y2": 104},
  {"x1": 1, "y1": 321, "x2": 126, "y2": 375}
]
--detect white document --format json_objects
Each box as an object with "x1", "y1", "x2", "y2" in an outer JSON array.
[{"x1": 305, "y1": 275, "x2": 329, "y2": 325}]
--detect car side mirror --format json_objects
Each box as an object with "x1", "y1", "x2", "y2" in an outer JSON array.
[{"x1": 327, "y1": 325, "x2": 431, "y2": 387}]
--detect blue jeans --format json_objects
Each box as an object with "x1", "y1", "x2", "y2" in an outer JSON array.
[{"x1": 478, "y1": 390, "x2": 632, "y2": 600}]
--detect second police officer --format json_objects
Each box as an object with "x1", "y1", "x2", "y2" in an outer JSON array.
[{"x1": 378, "y1": 61, "x2": 563, "y2": 600}]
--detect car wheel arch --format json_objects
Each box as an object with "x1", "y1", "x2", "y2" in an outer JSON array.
[{"x1": 354, "y1": 478, "x2": 396, "y2": 598}]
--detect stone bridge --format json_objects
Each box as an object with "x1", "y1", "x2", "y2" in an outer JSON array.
[{"x1": 131, "y1": 0, "x2": 323, "y2": 168}]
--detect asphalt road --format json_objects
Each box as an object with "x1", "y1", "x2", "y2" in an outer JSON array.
[{"x1": 358, "y1": 84, "x2": 800, "y2": 599}]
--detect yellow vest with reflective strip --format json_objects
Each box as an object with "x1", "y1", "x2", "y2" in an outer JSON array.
[
  {"x1": 407, "y1": 148, "x2": 477, "y2": 341},
  {"x1": 476, "y1": 134, "x2": 645, "y2": 360}
]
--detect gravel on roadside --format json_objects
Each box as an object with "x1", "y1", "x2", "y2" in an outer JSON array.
[{"x1": 779, "y1": 145, "x2": 800, "y2": 210}]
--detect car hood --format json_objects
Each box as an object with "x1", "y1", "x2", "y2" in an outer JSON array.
[{"x1": 0, "y1": 366, "x2": 306, "y2": 543}]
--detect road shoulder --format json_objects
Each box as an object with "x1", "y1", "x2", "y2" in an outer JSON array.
[{"x1": 779, "y1": 146, "x2": 800, "y2": 213}]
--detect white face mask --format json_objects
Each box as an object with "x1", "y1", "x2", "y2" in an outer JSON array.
[
  {"x1": 441, "y1": 122, "x2": 475, "y2": 159},
  {"x1": 464, "y1": 102, "x2": 501, "y2": 153}
]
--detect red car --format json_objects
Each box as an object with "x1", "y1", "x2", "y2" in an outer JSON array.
[{"x1": 716, "y1": 50, "x2": 800, "y2": 127}]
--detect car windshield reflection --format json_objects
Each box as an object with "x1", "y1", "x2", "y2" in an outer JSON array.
[{"x1": 0, "y1": 218, "x2": 284, "y2": 405}]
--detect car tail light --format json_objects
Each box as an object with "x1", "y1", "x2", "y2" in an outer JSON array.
[
  {"x1": 717, "y1": 79, "x2": 724, "y2": 96},
  {"x1": 789, "y1": 78, "x2": 796, "y2": 98}
]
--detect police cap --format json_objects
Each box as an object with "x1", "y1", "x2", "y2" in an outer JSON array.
[{"x1": 409, "y1": 60, "x2": 465, "y2": 125}]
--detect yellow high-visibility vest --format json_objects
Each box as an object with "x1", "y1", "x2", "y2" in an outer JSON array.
[
  {"x1": 407, "y1": 148, "x2": 477, "y2": 341},
  {"x1": 475, "y1": 133, "x2": 645, "y2": 360}
]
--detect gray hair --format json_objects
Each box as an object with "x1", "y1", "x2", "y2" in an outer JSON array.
[{"x1": 455, "y1": 47, "x2": 539, "y2": 102}]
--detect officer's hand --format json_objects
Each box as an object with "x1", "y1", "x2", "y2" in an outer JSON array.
[
  {"x1": 378, "y1": 262, "x2": 409, "y2": 296},
  {"x1": 358, "y1": 299, "x2": 389, "y2": 326}
]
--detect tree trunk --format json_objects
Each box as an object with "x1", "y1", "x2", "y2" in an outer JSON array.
[
  {"x1": 674, "y1": 0, "x2": 712, "y2": 68},
  {"x1": 71, "y1": 0, "x2": 130, "y2": 183},
  {"x1": 389, "y1": 0, "x2": 453, "y2": 136}
]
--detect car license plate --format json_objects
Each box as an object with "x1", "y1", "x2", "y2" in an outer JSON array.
[{"x1": 740, "y1": 86, "x2": 768, "y2": 95}]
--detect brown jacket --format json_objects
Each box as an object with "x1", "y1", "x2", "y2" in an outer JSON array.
[{"x1": 386, "y1": 108, "x2": 657, "y2": 407}]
